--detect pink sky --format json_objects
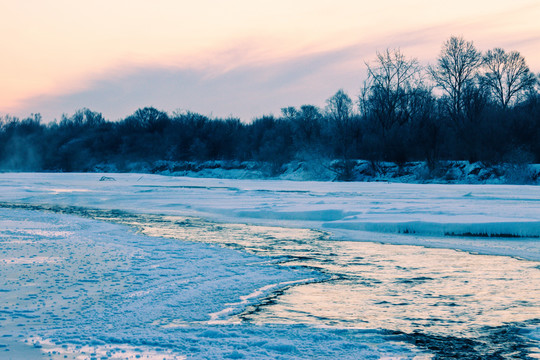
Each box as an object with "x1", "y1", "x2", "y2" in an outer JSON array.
[{"x1": 1, "y1": 0, "x2": 539, "y2": 121}]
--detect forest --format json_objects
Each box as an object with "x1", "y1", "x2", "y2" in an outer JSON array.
[{"x1": 1, "y1": 37, "x2": 539, "y2": 178}]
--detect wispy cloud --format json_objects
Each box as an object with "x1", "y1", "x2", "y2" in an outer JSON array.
[
  {"x1": 5, "y1": 5, "x2": 539, "y2": 122},
  {"x1": 9, "y1": 44, "x2": 370, "y2": 122}
]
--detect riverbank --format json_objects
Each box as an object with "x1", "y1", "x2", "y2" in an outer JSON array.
[{"x1": 90, "y1": 159, "x2": 540, "y2": 184}]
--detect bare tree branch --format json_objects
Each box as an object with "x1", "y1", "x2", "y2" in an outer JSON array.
[
  {"x1": 429, "y1": 36, "x2": 482, "y2": 121},
  {"x1": 482, "y1": 48, "x2": 537, "y2": 109}
]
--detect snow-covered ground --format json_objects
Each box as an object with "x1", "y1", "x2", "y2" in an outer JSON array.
[
  {"x1": 0, "y1": 172, "x2": 538, "y2": 260},
  {"x1": 0, "y1": 173, "x2": 539, "y2": 358}
]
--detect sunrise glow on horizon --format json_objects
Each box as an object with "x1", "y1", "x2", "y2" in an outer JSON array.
[{"x1": 1, "y1": 0, "x2": 539, "y2": 121}]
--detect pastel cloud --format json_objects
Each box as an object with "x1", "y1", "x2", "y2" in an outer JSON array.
[
  {"x1": 1, "y1": 1, "x2": 538, "y2": 120},
  {"x1": 10, "y1": 43, "x2": 370, "y2": 121}
]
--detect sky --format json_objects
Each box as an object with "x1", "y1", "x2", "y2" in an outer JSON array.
[{"x1": 1, "y1": 0, "x2": 539, "y2": 122}]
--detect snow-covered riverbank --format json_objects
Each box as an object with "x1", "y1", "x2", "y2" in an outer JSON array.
[{"x1": 96, "y1": 159, "x2": 540, "y2": 185}]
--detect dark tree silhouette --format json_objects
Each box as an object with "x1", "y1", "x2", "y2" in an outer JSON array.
[
  {"x1": 282, "y1": 105, "x2": 324, "y2": 149},
  {"x1": 0, "y1": 37, "x2": 538, "y2": 176},
  {"x1": 360, "y1": 49, "x2": 423, "y2": 134},
  {"x1": 482, "y1": 48, "x2": 537, "y2": 109},
  {"x1": 326, "y1": 89, "x2": 357, "y2": 158},
  {"x1": 430, "y1": 36, "x2": 483, "y2": 122},
  {"x1": 360, "y1": 49, "x2": 425, "y2": 163}
]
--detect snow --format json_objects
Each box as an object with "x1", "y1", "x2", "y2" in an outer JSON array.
[
  {"x1": 110, "y1": 159, "x2": 540, "y2": 184},
  {"x1": 0, "y1": 172, "x2": 538, "y2": 358},
  {"x1": 0, "y1": 172, "x2": 538, "y2": 260}
]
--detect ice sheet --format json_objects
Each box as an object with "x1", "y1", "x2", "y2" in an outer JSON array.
[{"x1": 0, "y1": 173, "x2": 538, "y2": 259}]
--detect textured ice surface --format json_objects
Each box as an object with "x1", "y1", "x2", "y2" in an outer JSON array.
[
  {"x1": 0, "y1": 173, "x2": 538, "y2": 358},
  {"x1": 0, "y1": 173, "x2": 538, "y2": 259}
]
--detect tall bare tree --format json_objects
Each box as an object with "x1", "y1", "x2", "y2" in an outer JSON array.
[
  {"x1": 326, "y1": 89, "x2": 356, "y2": 158},
  {"x1": 326, "y1": 89, "x2": 352, "y2": 125},
  {"x1": 360, "y1": 48, "x2": 423, "y2": 137},
  {"x1": 482, "y1": 48, "x2": 536, "y2": 109},
  {"x1": 429, "y1": 36, "x2": 483, "y2": 121}
]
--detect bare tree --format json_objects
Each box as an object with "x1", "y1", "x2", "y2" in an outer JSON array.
[
  {"x1": 360, "y1": 48, "x2": 423, "y2": 137},
  {"x1": 281, "y1": 105, "x2": 323, "y2": 147},
  {"x1": 429, "y1": 36, "x2": 483, "y2": 121},
  {"x1": 326, "y1": 89, "x2": 356, "y2": 159},
  {"x1": 326, "y1": 89, "x2": 352, "y2": 125},
  {"x1": 482, "y1": 48, "x2": 536, "y2": 109}
]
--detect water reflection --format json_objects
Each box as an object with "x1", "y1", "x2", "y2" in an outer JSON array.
[
  {"x1": 243, "y1": 243, "x2": 539, "y2": 336},
  {"x1": 125, "y1": 214, "x2": 539, "y2": 339}
]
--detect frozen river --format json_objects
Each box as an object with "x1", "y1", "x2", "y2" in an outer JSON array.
[{"x1": 0, "y1": 173, "x2": 539, "y2": 359}]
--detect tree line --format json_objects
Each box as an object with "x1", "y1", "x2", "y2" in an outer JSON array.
[{"x1": 1, "y1": 36, "x2": 539, "y2": 173}]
